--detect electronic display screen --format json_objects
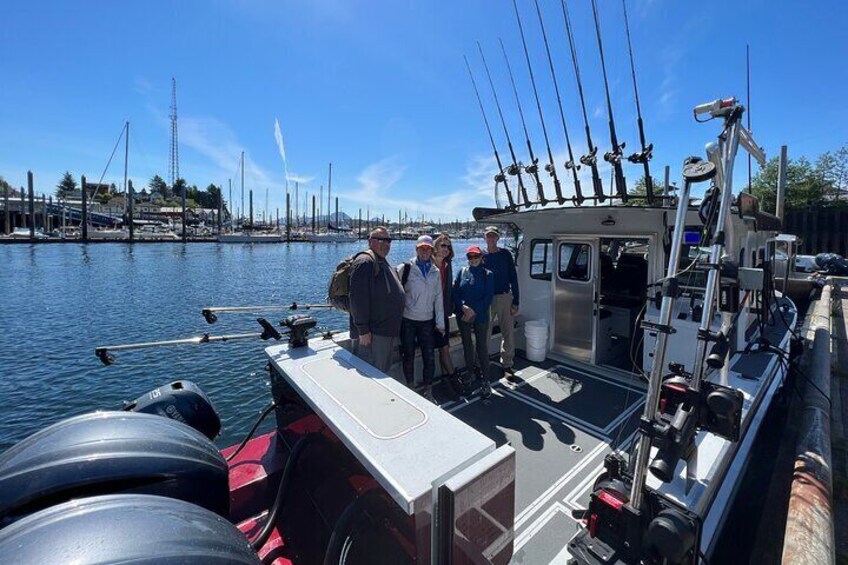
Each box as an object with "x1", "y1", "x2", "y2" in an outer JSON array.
[{"x1": 684, "y1": 231, "x2": 701, "y2": 245}]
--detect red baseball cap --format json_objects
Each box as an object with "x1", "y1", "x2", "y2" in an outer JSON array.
[{"x1": 466, "y1": 245, "x2": 483, "y2": 256}]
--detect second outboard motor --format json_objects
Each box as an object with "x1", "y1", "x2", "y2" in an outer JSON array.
[
  {"x1": 0, "y1": 494, "x2": 260, "y2": 564},
  {"x1": 123, "y1": 380, "x2": 221, "y2": 440},
  {"x1": 0, "y1": 411, "x2": 229, "y2": 526}
]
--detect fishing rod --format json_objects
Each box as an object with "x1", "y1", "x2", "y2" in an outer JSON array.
[
  {"x1": 96, "y1": 318, "x2": 283, "y2": 365},
  {"x1": 477, "y1": 41, "x2": 531, "y2": 208},
  {"x1": 590, "y1": 0, "x2": 628, "y2": 202},
  {"x1": 532, "y1": 0, "x2": 584, "y2": 205},
  {"x1": 559, "y1": 0, "x2": 604, "y2": 203},
  {"x1": 499, "y1": 38, "x2": 548, "y2": 206},
  {"x1": 464, "y1": 55, "x2": 517, "y2": 210},
  {"x1": 621, "y1": 0, "x2": 655, "y2": 205},
  {"x1": 511, "y1": 0, "x2": 564, "y2": 205},
  {"x1": 202, "y1": 302, "x2": 335, "y2": 324}
]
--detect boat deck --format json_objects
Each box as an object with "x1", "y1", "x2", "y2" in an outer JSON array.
[{"x1": 435, "y1": 357, "x2": 646, "y2": 564}]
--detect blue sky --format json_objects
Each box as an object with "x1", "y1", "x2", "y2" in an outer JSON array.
[{"x1": 1, "y1": 0, "x2": 846, "y2": 221}]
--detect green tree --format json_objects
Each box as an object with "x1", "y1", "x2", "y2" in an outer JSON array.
[
  {"x1": 814, "y1": 144, "x2": 848, "y2": 205},
  {"x1": 751, "y1": 155, "x2": 831, "y2": 212},
  {"x1": 205, "y1": 183, "x2": 223, "y2": 209},
  {"x1": 148, "y1": 175, "x2": 169, "y2": 199},
  {"x1": 172, "y1": 178, "x2": 188, "y2": 205},
  {"x1": 56, "y1": 171, "x2": 77, "y2": 198},
  {"x1": 622, "y1": 175, "x2": 665, "y2": 205}
]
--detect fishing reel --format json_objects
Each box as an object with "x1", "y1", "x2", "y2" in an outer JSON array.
[
  {"x1": 506, "y1": 163, "x2": 523, "y2": 176},
  {"x1": 524, "y1": 158, "x2": 539, "y2": 175},
  {"x1": 579, "y1": 148, "x2": 598, "y2": 167},
  {"x1": 628, "y1": 143, "x2": 654, "y2": 164},
  {"x1": 564, "y1": 158, "x2": 580, "y2": 171},
  {"x1": 603, "y1": 143, "x2": 626, "y2": 164}
]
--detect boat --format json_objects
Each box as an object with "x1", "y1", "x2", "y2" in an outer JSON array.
[
  {"x1": 0, "y1": 94, "x2": 804, "y2": 564},
  {"x1": 88, "y1": 228, "x2": 129, "y2": 240},
  {"x1": 218, "y1": 231, "x2": 284, "y2": 243},
  {"x1": 134, "y1": 224, "x2": 180, "y2": 240},
  {"x1": 311, "y1": 231, "x2": 357, "y2": 243},
  {"x1": 6, "y1": 227, "x2": 48, "y2": 239}
]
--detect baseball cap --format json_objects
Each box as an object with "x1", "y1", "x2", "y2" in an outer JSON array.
[
  {"x1": 466, "y1": 245, "x2": 483, "y2": 256},
  {"x1": 484, "y1": 225, "x2": 500, "y2": 236},
  {"x1": 416, "y1": 235, "x2": 434, "y2": 248}
]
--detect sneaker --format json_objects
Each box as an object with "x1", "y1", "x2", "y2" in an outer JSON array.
[
  {"x1": 448, "y1": 374, "x2": 466, "y2": 398},
  {"x1": 481, "y1": 381, "x2": 493, "y2": 399},
  {"x1": 423, "y1": 389, "x2": 438, "y2": 405}
]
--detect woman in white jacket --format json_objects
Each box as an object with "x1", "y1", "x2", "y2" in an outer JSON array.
[{"x1": 397, "y1": 235, "x2": 445, "y2": 400}]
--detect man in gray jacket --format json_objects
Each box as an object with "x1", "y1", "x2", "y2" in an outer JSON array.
[
  {"x1": 349, "y1": 227, "x2": 406, "y2": 373},
  {"x1": 398, "y1": 235, "x2": 445, "y2": 397}
]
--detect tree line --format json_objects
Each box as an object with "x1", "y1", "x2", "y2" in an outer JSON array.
[{"x1": 53, "y1": 172, "x2": 227, "y2": 211}]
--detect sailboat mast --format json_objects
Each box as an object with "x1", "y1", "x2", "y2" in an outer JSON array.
[
  {"x1": 240, "y1": 151, "x2": 245, "y2": 225},
  {"x1": 327, "y1": 163, "x2": 332, "y2": 226}
]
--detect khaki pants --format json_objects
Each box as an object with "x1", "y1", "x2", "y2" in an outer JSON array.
[{"x1": 489, "y1": 292, "x2": 515, "y2": 368}]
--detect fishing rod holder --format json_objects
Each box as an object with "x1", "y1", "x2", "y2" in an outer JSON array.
[
  {"x1": 569, "y1": 451, "x2": 702, "y2": 565},
  {"x1": 280, "y1": 315, "x2": 317, "y2": 348}
]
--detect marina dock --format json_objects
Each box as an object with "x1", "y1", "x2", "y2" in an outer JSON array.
[{"x1": 747, "y1": 278, "x2": 846, "y2": 564}]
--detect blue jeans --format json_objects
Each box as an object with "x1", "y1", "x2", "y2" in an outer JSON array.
[{"x1": 400, "y1": 318, "x2": 435, "y2": 386}]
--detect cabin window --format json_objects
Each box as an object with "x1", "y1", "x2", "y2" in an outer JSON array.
[
  {"x1": 530, "y1": 239, "x2": 553, "y2": 280},
  {"x1": 558, "y1": 243, "x2": 591, "y2": 281}
]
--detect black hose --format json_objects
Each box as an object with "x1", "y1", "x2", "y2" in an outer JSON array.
[
  {"x1": 250, "y1": 432, "x2": 320, "y2": 552},
  {"x1": 323, "y1": 489, "x2": 384, "y2": 565},
  {"x1": 227, "y1": 403, "x2": 277, "y2": 462}
]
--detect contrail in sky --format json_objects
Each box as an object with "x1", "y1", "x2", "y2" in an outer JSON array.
[{"x1": 274, "y1": 118, "x2": 290, "y2": 197}]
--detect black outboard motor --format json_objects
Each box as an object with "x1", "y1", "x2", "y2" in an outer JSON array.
[
  {"x1": 122, "y1": 380, "x2": 222, "y2": 440},
  {"x1": 0, "y1": 411, "x2": 229, "y2": 526},
  {"x1": 0, "y1": 494, "x2": 260, "y2": 564}
]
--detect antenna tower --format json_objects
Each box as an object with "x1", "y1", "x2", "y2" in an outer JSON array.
[{"x1": 169, "y1": 77, "x2": 180, "y2": 186}]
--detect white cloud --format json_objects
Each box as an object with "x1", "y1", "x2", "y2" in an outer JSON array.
[{"x1": 286, "y1": 173, "x2": 315, "y2": 184}]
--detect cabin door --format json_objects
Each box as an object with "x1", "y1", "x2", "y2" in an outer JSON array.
[{"x1": 552, "y1": 238, "x2": 598, "y2": 363}]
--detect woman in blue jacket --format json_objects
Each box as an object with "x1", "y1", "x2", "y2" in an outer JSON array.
[{"x1": 453, "y1": 245, "x2": 495, "y2": 396}]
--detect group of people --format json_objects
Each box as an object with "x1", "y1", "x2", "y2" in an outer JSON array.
[{"x1": 347, "y1": 225, "x2": 519, "y2": 400}]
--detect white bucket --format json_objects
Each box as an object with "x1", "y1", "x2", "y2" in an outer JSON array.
[{"x1": 524, "y1": 320, "x2": 548, "y2": 362}]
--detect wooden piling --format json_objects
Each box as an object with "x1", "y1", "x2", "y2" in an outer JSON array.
[
  {"x1": 3, "y1": 183, "x2": 9, "y2": 235},
  {"x1": 128, "y1": 179, "x2": 135, "y2": 241},
  {"x1": 285, "y1": 193, "x2": 291, "y2": 241},
  {"x1": 81, "y1": 175, "x2": 89, "y2": 241},
  {"x1": 782, "y1": 282, "x2": 835, "y2": 565},
  {"x1": 217, "y1": 189, "x2": 222, "y2": 235},
  {"x1": 27, "y1": 171, "x2": 35, "y2": 238}
]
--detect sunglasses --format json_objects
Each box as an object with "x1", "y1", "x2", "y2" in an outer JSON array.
[
  {"x1": 439, "y1": 244, "x2": 452, "y2": 249},
  {"x1": 467, "y1": 254, "x2": 482, "y2": 259},
  {"x1": 371, "y1": 237, "x2": 392, "y2": 242}
]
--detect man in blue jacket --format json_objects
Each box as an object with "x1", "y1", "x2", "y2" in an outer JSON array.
[{"x1": 483, "y1": 226, "x2": 519, "y2": 374}]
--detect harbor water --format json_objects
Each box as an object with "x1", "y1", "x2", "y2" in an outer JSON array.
[{"x1": 0, "y1": 240, "x2": 480, "y2": 451}]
